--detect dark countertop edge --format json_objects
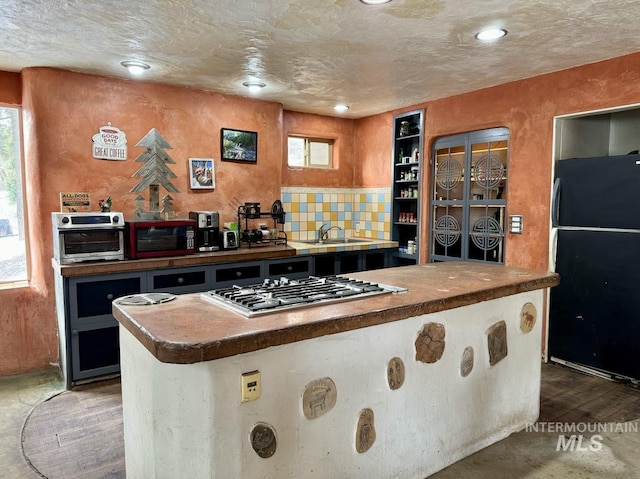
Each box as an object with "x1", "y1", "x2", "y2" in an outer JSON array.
[
  {"x1": 51, "y1": 239, "x2": 397, "y2": 277},
  {"x1": 52, "y1": 246, "x2": 297, "y2": 277},
  {"x1": 114, "y1": 270, "x2": 559, "y2": 365}
]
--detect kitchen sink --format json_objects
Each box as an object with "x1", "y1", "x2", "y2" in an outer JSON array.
[{"x1": 296, "y1": 238, "x2": 371, "y2": 246}]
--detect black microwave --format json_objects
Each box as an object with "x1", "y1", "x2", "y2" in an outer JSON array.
[{"x1": 125, "y1": 219, "x2": 197, "y2": 259}]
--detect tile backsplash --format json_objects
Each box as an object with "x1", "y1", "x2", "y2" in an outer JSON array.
[{"x1": 281, "y1": 187, "x2": 391, "y2": 241}]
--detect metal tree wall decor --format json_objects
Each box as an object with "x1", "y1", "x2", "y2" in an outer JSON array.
[{"x1": 130, "y1": 128, "x2": 179, "y2": 219}]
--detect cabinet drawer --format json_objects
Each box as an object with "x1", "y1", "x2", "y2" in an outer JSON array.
[
  {"x1": 214, "y1": 261, "x2": 263, "y2": 287},
  {"x1": 70, "y1": 272, "x2": 145, "y2": 322},
  {"x1": 148, "y1": 266, "x2": 211, "y2": 294},
  {"x1": 266, "y1": 258, "x2": 311, "y2": 278}
]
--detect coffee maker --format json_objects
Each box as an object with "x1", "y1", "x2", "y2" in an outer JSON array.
[{"x1": 188, "y1": 211, "x2": 220, "y2": 252}]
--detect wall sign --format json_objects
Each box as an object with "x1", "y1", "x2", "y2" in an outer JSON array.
[
  {"x1": 92, "y1": 123, "x2": 127, "y2": 160},
  {"x1": 59, "y1": 192, "x2": 90, "y2": 212}
]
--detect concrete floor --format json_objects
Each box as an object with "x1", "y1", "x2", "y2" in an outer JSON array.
[
  {"x1": 431, "y1": 420, "x2": 640, "y2": 479},
  {"x1": 2, "y1": 366, "x2": 640, "y2": 478},
  {"x1": 0, "y1": 368, "x2": 64, "y2": 479}
]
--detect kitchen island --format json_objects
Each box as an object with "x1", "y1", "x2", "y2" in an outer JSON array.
[{"x1": 113, "y1": 262, "x2": 559, "y2": 479}]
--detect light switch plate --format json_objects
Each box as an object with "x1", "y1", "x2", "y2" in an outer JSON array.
[
  {"x1": 241, "y1": 370, "x2": 261, "y2": 402},
  {"x1": 509, "y1": 215, "x2": 523, "y2": 234}
]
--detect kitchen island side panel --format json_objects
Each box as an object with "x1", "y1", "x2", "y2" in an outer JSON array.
[{"x1": 119, "y1": 289, "x2": 543, "y2": 479}]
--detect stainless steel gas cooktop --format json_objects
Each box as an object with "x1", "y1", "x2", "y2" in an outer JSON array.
[{"x1": 201, "y1": 275, "x2": 407, "y2": 317}]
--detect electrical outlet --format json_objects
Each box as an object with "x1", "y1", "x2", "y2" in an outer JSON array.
[
  {"x1": 241, "y1": 370, "x2": 261, "y2": 402},
  {"x1": 355, "y1": 222, "x2": 361, "y2": 233}
]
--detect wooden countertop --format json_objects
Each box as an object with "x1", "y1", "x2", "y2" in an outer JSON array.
[
  {"x1": 52, "y1": 244, "x2": 297, "y2": 277},
  {"x1": 112, "y1": 262, "x2": 559, "y2": 364},
  {"x1": 52, "y1": 239, "x2": 397, "y2": 277}
]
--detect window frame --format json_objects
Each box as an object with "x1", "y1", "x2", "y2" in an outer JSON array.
[
  {"x1": 0, "y1": 104, "x2": 28, "y2": 287},
  {"x1": 287, "y1": 135, "x2": 335, "y2": 169}
]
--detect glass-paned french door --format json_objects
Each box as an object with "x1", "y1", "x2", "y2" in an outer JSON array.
[{"x1": 430, "y1": 127, "x2": 509, "y2": 263}]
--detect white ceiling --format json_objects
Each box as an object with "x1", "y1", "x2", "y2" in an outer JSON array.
[{"x1": 2, "y1": 0, "x2": 639, "y2": 119}]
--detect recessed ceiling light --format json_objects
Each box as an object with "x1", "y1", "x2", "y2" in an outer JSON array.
[
  {"x1": 242, "y1": 81, "x2": 267, "y2": 93},
  {"x1": 334, "y1": 104, "x2": 350, "y2": 113},
  {"x1": 120, "y1": 60, "x2": 150, "y2": 75},
  {"x1": 360, "y1": 0, "x2": 392, "y2": 4},
  {"x1": 475, "y1": 28, "x2": 507, "y2": 41}
]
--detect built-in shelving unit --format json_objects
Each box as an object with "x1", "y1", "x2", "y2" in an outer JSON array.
[
  {"x1": 429, "y1": 127, "x2": 509, "y2": 263},
  {"x1": 391, "y1": 109, "x2": 424, "y2": 265}
]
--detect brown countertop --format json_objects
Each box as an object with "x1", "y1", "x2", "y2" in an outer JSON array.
[
  {"x1": 52, "y1": 244, "x2": 297, "y2": 277},
  {"x1": 52, "y1": 239, "x2": 398, "y2": 277},
  {"x1": 112, "y1": 262, "x2": 559, "y2": 364}
]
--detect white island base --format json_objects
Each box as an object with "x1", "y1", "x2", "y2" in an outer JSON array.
[{"x1": 119, "y1": 289, "x2": 544, "y2": 479}]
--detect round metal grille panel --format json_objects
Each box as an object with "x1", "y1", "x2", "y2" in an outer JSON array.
[
  {"x1": 434, "y1": 215, "x2": 461, "y2": 247},
  {"x1": 473, "y1": 154, "x2": 504, "y2": 188},
  {"x1": 115, "y1": 293, "x2": 176, "y2": 306},
  {"x1": 435, "y1": 157, "x2": 463, "y2": 190},
  {"x1": 471, "y1": 216, "x2": 502, "y2": 251}
]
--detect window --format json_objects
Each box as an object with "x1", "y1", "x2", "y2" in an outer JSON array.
[
  {"x1": 288, "y1": 136, "x2": 333, "y2": 168},
  {"x1": 0, "y1": 106, "x2": 27, "y2": 284}
]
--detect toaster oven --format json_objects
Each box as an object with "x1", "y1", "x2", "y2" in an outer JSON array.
[{"x1": 52, "y1": 212, "x2": 125, "y2": 264}]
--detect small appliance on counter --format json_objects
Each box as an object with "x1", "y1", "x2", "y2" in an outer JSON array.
[
  {"x1": 219, "y1": 228, "x2": 238, "y2": 250},
  {"x1": 52, "y1": 211, "x2": 125, "y2": 264},
  {"x1": 125, "y1": 219, "x2": 196, "y2": 259},
  {"x1": 188, "y1": 211, "x2": 220, "y2": 252}
]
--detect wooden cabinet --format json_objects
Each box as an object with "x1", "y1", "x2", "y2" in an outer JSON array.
[
  {"x1": 55, "y1": 249, "x2": 393, "y2": 387},
  {"x1": 391, "y1": 109, "x2": 424, "y2": 265},
  {"x1": 429, "y1": 127, "x2": 509, "y2": 263},
  {"x1": 64, "y1": 272, "x2": 146, "y2": 386},
  {"x1": 311, "y1": 249, "x2": 391, "y2": 276},
  {"x1": 362, "y1": 250, "x2": 388, "y2": 271}
]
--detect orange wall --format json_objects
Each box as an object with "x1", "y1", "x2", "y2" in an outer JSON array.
[
  {"x1": 358, "y1": 52, "x2": 640, "y2": 270},
  {"x1": 0, "y1": 71, "x2": 58, "y2": 376},
  {"x1": 355, "y1": 113, "x2": 393, "y2": 188},
  {"x1": 2, "y1": 67, "x2": 285, "y2": 375},
  {"x1": 282, "y1": 110, "x2": 356, "y2": 187},
  {"x1": 0, "y1": 71, "x2": 21, "y2": 105},
  {"x1": 3, "y1": 52, "x2": 640, "y2": 375}
]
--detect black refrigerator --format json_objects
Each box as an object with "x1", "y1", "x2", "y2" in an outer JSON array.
[{"x1": 549, "y1": 153, "x2": 640, "y2": 381}]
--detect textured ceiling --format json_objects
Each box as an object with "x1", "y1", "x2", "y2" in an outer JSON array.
[{"x1": 1, "y1": 0, "x2": 639, "y2": 118}]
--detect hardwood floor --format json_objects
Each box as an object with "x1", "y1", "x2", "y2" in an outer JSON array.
[
  {"x1": 22, "y1": 379, "x2": 124, "y2": 479},
  {"x1": 19, "y1": 362, "x2": 640, "y2": 479},
  {"x1": 539, "y1": 363, "x2": 640, "y2": 424}
]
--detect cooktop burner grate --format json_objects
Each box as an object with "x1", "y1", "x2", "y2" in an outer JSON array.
[{"x1": 201, "y1": 275, "x2": 406, "y2": 317}]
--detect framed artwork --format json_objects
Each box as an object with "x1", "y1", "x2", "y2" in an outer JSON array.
[
  {"x1": 189, "y1": 158, "x2": 215, "y2": 189},
  {"x1": 221, "y1": 128, "x2": 257, "y2": 163}
]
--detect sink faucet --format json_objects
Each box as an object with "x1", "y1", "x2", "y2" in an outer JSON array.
[{"x1": 318, "y1": 223, "x2": 342, "y2": 242}]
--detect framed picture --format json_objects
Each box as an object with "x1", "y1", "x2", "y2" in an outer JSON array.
[
  {"x1": 221, "y1": 128, "x2": 257, "y2": 163},
  {"x1": 189, "y1": 158, "x2": 215, "y2": 189}
]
